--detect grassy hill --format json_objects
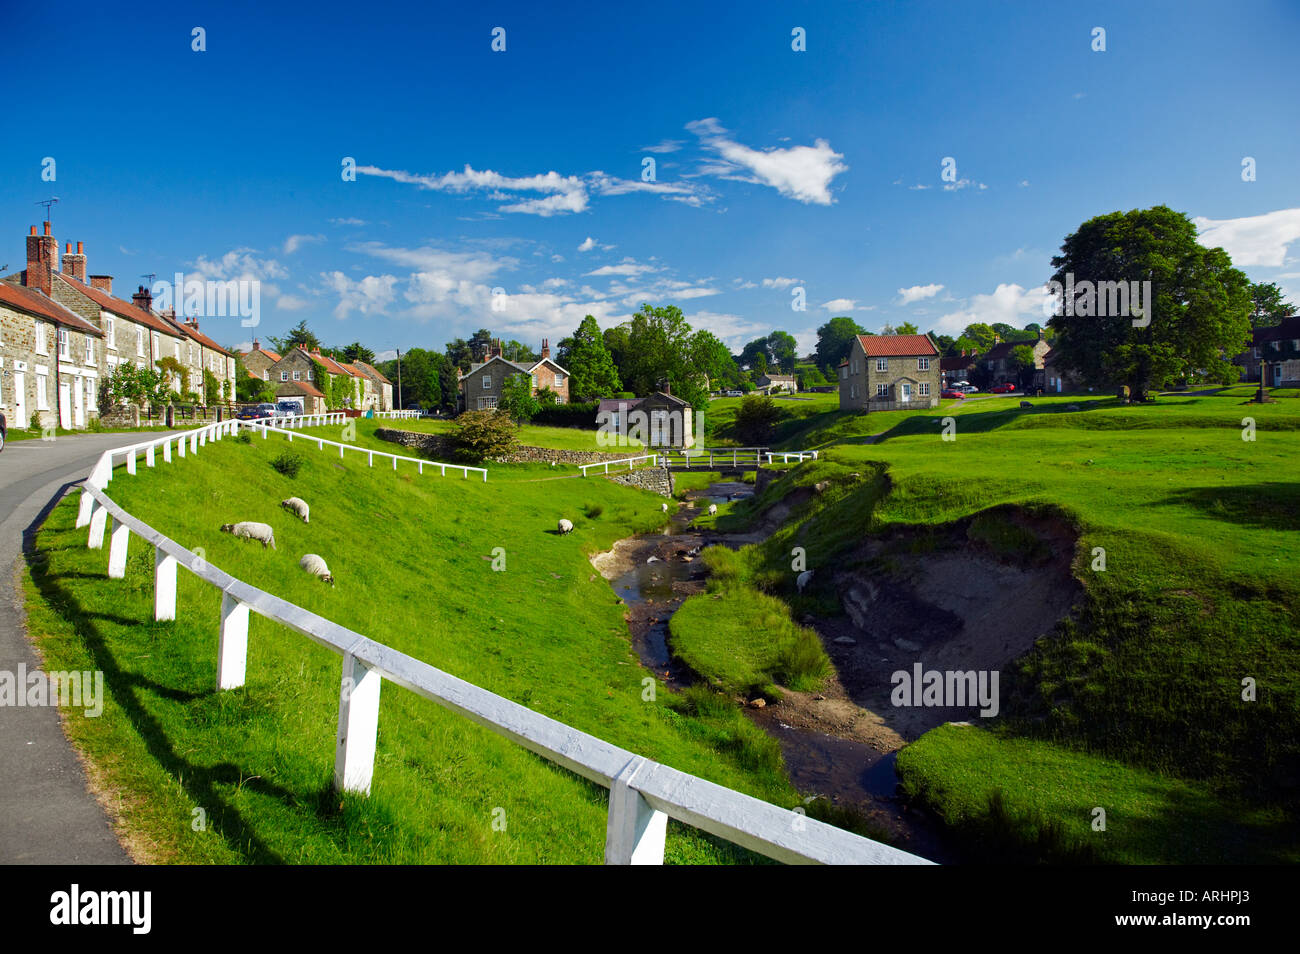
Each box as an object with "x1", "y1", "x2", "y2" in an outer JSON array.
[
  {"x1": 677, "y1": 391, "x2": 1300, "y2": 862},
  {"x1": 24, "y1": 429, "x2": 810, "y2": 863}
]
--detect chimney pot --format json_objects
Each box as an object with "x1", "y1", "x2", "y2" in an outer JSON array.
[
  {"x1": 29, "y1": 226, "x2": 37, "y2": 235},
  {"x1": 43, "y1": 221, "x2": 51, "y2": 236},
  {"x1": 77, "y1": 241, "x2": 83, "y2": 254}
]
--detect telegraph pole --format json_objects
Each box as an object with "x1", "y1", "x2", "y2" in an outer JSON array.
[{"x1": 396, "y1": 349, "x2": 403, "y2": 410}]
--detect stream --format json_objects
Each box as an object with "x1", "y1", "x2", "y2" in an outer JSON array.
[{"x1": 594, "y1": 480, "x2": 957, "y2": 864}]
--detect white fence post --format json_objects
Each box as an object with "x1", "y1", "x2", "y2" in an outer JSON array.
[
  {"x1": 126, "y1": 449, "x2": 136, "y2": 475},
  {"x1": 218, "y1": 592, "x2": 250, "y2": 690},
  {"x1": 334, "y1": 651, "x2": 382, "y2": 795},
  {"x1": 190, "y1": 431, "x2": 199, "y2": 453},
  {"x1": 107, "y1": 516, "x2": 130, "y2": 578},
  {"x1": 146, "y1": 444, "x2": 155, "y2": 467},
  {"x1": 76, "y1": 488, "x2": 96, "y2": 528},
  {"x1": 154, "y1": 548, "x2": 177, "y2": 621},
  {"x1": 87, "y1": 501, "x2": 108, "y2": 549},
  {"x1": 163, "y1": 439, "x2": 172, "y2": 463},
  {"x1": 604, "y1": 756, "x2": 667, "y2": 865}
]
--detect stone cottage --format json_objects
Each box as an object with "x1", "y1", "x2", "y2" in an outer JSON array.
[{"x1": 838, "y1": 333, "x2": 941, "y2": 411}]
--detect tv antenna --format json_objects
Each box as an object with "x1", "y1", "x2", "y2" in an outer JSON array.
[
  {"x1": 142, "y1": 272, "x2": 158, "y2": 287},
  {"x1": 36, "y1": 197, "x2": 59, "y2": 223}
]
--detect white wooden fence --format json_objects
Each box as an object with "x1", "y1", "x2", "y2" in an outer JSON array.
[
  {"x1": 70, "y1": 418, "x2": 933, "y2": 866},
  {"x1": 373, "y1": 409, "x2": 421, "y2": 420},
  {"x1": 578, "y1": 454, "x2": 660, "y2": 476},
  {"x1": 250, "y1": 419, "x2": 486, "y2": 480},
  {"x1": 764, "y1": 450, "x2": 819, "y2": 464}
]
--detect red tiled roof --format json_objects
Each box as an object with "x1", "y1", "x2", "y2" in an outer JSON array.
[
  {"x1": 241, "y1": 345, "x2": 282, "y2": 363},
  {"x1": 277, "y1": 379, "x2": 324, "y2": 398},
  {"x1": 54, "y1": 273, "x2": 184, "y2": 339},
  {"x1": 0, "y1": 281, "x2": 104, "y2": 336},
  {"x1": 352, "y1": 360, "x2": 391, "y2": 385},
  {"x1": 856, "y1": 333, "x2": 938, "y2": 357},
  {"x1": 158, "y1": 313, "x2": 233, "y2": 357},
  {"x1": 305, "y1": 347, "x2": 360, "y2": 376}
]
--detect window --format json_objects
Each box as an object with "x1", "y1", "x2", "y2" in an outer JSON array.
[
  {"x1": 280, "y1": 370, "x2": 289, "y2": 381},
  {"x1": 478, "y1": 396, "x2": 498, "y2": 410},
  {"x1": 482, "y1": 374, "x2": 492, "y2": 389},
  {"x1": 918, "y1": 382, "x2": 930, "y2": 396},
  {"x1": 850, "y1": 384, "x2": 857, "y2": 399},
  {"x1": 136, "y1": 327, "x2": 144, "y2": 356},
  {"x1": 36, "y1": 372, "x2": 49, "y2": 411},
  {"x1": 35, "y1": 323, "x2": 48, "y2": 355},
  {"x1": 850, "y1": 359, "x2": 858, "y2": 374},
  {"x1": 839, "y1": 366, "x2": 847, "y2": 379},
  {"x1": 918, "y1": 357, "x2": 930, "y2": 371},
  {"x1": 876, "y1": 383, "x2": 890, "y2": 397},
  {"x1": 876, "y1": 357, "x2": 888, "y2": 372},
  {"x1": 86, "y1": 337, "x2": 95, "y2": 364},
  {"x1": 530, "y1": 373, "x2": 537, "y2": 388},
  {"x1": 1272, "y1": 340, "x2": 1281, "y2": 351},
  {"x1": 105, "y1": 317, "x2": 115, "y2": 349},
  {"x1": 293, "y1": 371, "x2": 301, "y2": 381},
  {"x1": 58, "y1": 328, "x2": 70, "y2": 360},
  {"x1": 554, "y1": 373, "x2": 564, "y2": 387},
  {"x1": 306, "y1": 368, "x2": 313, "y2": 381}
]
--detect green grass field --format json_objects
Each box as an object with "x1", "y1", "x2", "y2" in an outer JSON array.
[
  {"x1": 698, "y1": 390, "x2": 1300, "y2": 862},
  {"x1": 24, "y1": 430, "x2": 815, "y2": 864}
]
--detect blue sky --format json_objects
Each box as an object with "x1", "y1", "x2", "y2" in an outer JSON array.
[{"x1": 4, "y1": 0, "x2": 1298, "y2": 359}]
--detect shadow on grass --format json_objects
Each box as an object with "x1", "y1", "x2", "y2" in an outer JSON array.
[
  {"x1": 1160, "y1": 483, "x2": 1300, "y2": 532},
  {"x1": 23, "y1": 483, "x2": 318, "y2": 864}
]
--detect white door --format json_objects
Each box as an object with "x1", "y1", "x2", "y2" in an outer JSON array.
[
  {"x1": 900, "y1": 383, "x2": 912, "y2": 403},
  {"x1": 74, "y1": 378, "x2": 85, "y2": 427},
  {"x1": 12, "y1": 372, "x2": 26, "y2": 429},
  {"x1": 59, "y1": 382, "x2": 72, "y2": 430},
  {"x1": 1275, "y1": 364, "x2": 1284, "y2": 386}
]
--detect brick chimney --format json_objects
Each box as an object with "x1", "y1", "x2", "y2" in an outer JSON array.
[
  {"x1": 24, "y1": 223, "x2": 58, "y2": 296},
  {"x1": 90, "y1": 275, "x2": 113, "y2": 293},
  {"x1": 133, "y1": 284, "x2": 153, "y2": 314},
  {"x1": 253, "y1": 338, "x2": 260, "y2": 351},
  {"x1": 63, "y1": 241, "x2": 87, "y2": 282},
  {"x1": 540, "y1": 338, "x2": 550, "y2": 359}
]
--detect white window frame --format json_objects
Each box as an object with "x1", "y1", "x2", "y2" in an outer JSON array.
[
  {"x1": 136, "y1": 327, "x2": 145, "y2": 357},
  {"x1": 482, "y1": 374, "x2": 492, "y2": 389},
  {"x1": 36, "y1": 371, "x2": 50, "y2": 411},
  {"x1": 105, "y1": 316, "x2": 115, "y2": 350},
  {"x1": 918, "y1": 357, "x2": 930, "y2": 371},
  {"x1": 86, "y1": 336, "x2": 95, "y2": 365},
  {"x1": 57, "y1": 327, "x2": 70, "y2": 361},
  {"x1": 554, "y1": 373, "x2": 564, "y2": 387},
  {"x1": 876, "y1": 383, "x2": 889, "y2": 397},
  {"x1": 918, "y1": 382, "x2": 930, "y2": 396},
  {"x1": 293, "y1": 370, "x2": 301, "y2": 381},
  {"x1": 876, "y1": 357, "x2": 888, "y2": 372},
  {"x1": 280, "y1": 370, "x2": 289, "y2": 381},
  {"x1": 35, "y1": 323, "x2": 48, "y2": 355}
]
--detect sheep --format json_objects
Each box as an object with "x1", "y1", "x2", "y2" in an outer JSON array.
[
  {"x1": 220, "y1": 521, "x2": 276, "y2": 549},
  {"x1": 299, "y1": 553, "x2": 335, "y2": 585},
  {"x1": 558, "y1": 518, "x2": 574, "y2": 535},
  {"x1": 707, "y1": 504, "x2": 718, "y2": 516},
  {"x1": 661, "y1": 503, "x2": 669, "y2": 513},
  {"x1": 280, "y1": 496, "x2": 310, "y2": 523},
  {"x1": 796, "y1": 569, "x2": 813, "y2": 593}
]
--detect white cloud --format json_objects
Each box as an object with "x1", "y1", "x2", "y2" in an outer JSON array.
[
  {"x1": 586, "y1": 260, "x2": 658, "y2": 278},
  {"x1": 681, "y1": 310, "x2": 769, "y2": 350},
  {"x1": 276, "y1": 295, "x2": 309, "y2": 311},
  {"x1": 329, "y1": 217, "x2": 367, "y2": 226},
  {"x1": 1195, "y1": 208, "x2": 1300, "y2": 267},
  {"x1": 897, "y1": 283, "x2": 943, "y2": 305},
  {"x1": 931, "y1": 283, "x2": 1053, "y2": 337},
  {"x1": 641, "y1": 139, "x2": 684, "y2": 154},
  {"x1": 686, "y1": 117, "x2": 847, "y2": 205},
  {"x1": 283, "y1": 233, "x2": 324, "y2": 254},
  {"x1": 821, "y1": 298, "x2": 858, "y2": 311},
  {"x1": 762, "y1": 276, "x2": 801, "y2": 289},
  {"x1": 578, "y1": 237, "x2": 597, "y2": 252},
  {"x1": 323, "y1": 271, "x2": 398, "y2": 319},
  {"x1": 190, "y1": 248, "x2": 288, "y2": 282},
  {"x1": 942, "y1": 178, "x2": 986, "y2": 192}
]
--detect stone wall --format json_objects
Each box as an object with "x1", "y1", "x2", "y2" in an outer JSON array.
[
  {"x1": 375, "y1": 427, "x2": 647, "y2": 466},
  {"x1": 604, "y1": 466, "x2": 674, "y2": 497}
]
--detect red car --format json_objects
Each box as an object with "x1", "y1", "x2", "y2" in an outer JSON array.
[
  {"x1": 940, "y1": 388, "x2": 965, "y2": 400},
  {"x1": 991, "y1": 383, "x2": 1018, "y2": 394}
]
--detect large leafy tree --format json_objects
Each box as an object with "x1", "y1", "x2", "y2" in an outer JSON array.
[
  {"x1": 814, "y1": 316, "x2": 866, "y2": 372},
  {"x1": 379, "y1": 348, "x2": 448, "y2": 409},
  {"x1": 1047, "y1": 205, "x2": 1252, "y2": 401},
  {"x1": 962, "y1": 323, "x2": 996, "y2": 350},
  {"x1": 565, "y1": 315, "x2": 621, "y2": 401},
  {"x1": 340, "y1": 341, "x2": 376, "y2": 364},
  {"x1": 688, "y1": 329, "x2": 734, "y2": 399},
  {"x1": 268, "y1": 319, "x2": 320, "y2": 353},
  {"x1": 498, "y1": 373, "x2": 540, "y2": 423},
  {"x1": 445, "y1": 337, "x2": 473, "y2": 371},
  {"x1": 1249, "y1": 281, "x2": 1294, "y2": 328}
]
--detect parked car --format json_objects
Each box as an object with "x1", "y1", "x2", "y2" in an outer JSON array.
[
  {"x1": 0, "y1": 412, "x2": 6, "y2": 453},
  {"x1": 276, "y1": 400, "x2": 303, "y2": 416},
  {"x1": 990, "y1": 383, "x2": 1018, "y2": 394},
  {"x1": 940, "y1": 388, "x2": 966, "y2": 400},
  {"x1": 236, "y1": 403, "x2": 277, "y2": 421},
  {"x1": 724, "y1": 390, "x2": 743, "y2": 397},
  {"x1": 958, "y1": 384, "x2": 980, "y2": 393}
]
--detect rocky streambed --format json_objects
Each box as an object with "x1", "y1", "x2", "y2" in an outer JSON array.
[{"x1": 589, "y1": 479, "x2": 957, "y2": 862}]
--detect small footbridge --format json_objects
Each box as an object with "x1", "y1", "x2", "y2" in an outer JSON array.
[{"x1": 579, "y1": 447, "x2": 818, "y2": 477}]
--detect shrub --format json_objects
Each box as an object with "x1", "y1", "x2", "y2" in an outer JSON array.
[
  {"x1": 584, "y1": 503, "x2": 604, "y2": 519},
  {"x1": 235, "y1": 431, "x2": 252, "y2": 444},
  {"x1": 733, "y1": 395, "x2": 781, "y2": 444},
  {"x1": 531, "y1": 401, "x2": 599, "y2": 428},
  {"x1": 271, "y1": 450, "x2": 305, "y2": 477},
  {"x1": 28, "y1": 410, "x2": 43, "y2": 434},
  {"x1": 452, "y1": 409, "x2": 518, "y2": 463}
]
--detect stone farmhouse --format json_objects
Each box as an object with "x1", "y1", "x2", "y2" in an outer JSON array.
[
  {"x1": 838, "y1": 333, "x2": 941, "y2": 411},
  {"x1": 458, "y1": 339, "x2": 569, "y2": 412},
  {"x1": 755, "y1": 373, "x2": 797, "y2": 394},
  {"x1": 595, "y1": 389, "x2": 696, "y2": 448},
  {"x1": 348, "y1": 360, "x2": 393, "y2": 411},
  {"x1": 240, "y1": 340, "x2": 282, "y2": 381},
  {"x1": 1233, "y1": 316, "x2": 1300, "y2": 388},
  {"x1": 979, "y1": 333, "x2": 1052, "y2": 388}
]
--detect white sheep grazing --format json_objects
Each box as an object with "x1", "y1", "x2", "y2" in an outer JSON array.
[
  {"x1": 797, "y1": 569, "x2": 814, "y2": 593},
  {"x1": 220, "y1": 521, "x2": 276, "y2": 549},
  {"x1": 661, "y1": 503, "x2": 669, "y2": 513},
  {"x1": 558, "y1": 518, "x2": 574, "y2": 535},
  {"x1": 299, "y1": 553, "x2": 334, "y2": 585},
  {"x1": 707, "y1": 504, "x2": 718, "y2": 516},
  {"x1": 281, "y1": 496, "x2": 310, "y2": 523}
]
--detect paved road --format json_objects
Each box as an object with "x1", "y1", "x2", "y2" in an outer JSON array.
[{"x1": 0, "y1": 432, "x2": 172, "y2": 864}]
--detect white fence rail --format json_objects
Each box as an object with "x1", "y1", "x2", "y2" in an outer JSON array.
[
  {"x1": 764, "y1": 450, "x2": 819, "y2": 464},
  {"x1": 69, "y1": 419, "x2": 932, "y2": 866},
  {"x1": 373, "y1": 409, "x2": 421, "y2": 420},
  {"x1": 578, "y1": 454, "x2": 660, "y2": 476},
  {"x1": 252, "y1": 419, "x2": 486, "y2": 481}
]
